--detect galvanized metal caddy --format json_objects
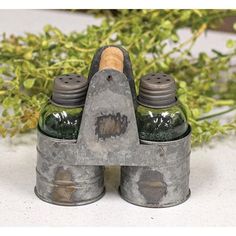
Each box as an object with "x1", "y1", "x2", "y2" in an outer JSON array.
[{"x1": 35, "y1": 46, "x2": 191, "y2": 207}]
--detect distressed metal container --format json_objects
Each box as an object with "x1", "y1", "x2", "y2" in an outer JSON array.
[
  {"x1": 35, "y1": 45, "x2": 192, "y2": 208},
  {"x1": 35, "y1": 131, "x2": 105, "y2": 206},
  {"x1": 119, "y1": 126, "x2": 191, "y2": 208}
]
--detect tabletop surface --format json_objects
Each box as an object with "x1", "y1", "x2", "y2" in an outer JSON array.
[{"x1": 0, "y1": 10, "x2": 236, "y2": 227}]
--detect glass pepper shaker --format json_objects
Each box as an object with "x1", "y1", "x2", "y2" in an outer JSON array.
[
  {"x1": 120, "y1": 72, "x2": 190, "y2": 207},
  {"x1": 39, "y1": 74, "x2": 87, "y2": 139},
  {"x1": 136, "y1": 72, "x2": 188, "y2": 141},
  {"x1": 36, "y1": 74, "x2": 105, "y2": 206}
]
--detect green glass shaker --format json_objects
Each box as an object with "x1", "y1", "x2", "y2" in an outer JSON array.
[
  {"x1": 136, "y1": 72, "x2": 188, "y2": 142},
  {"x1": 38, "y1": 74, "x2": 87, "y2": 139},
  {"x1": 36, "y1": 74, "x2": 105, "y2": 206},
  {"x1": 120, "y1": 73, "x2": 190, "y2": 207}
]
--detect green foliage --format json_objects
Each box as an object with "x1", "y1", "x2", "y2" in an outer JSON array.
[{"x1": 0, "y1": 10, "x2": 236, "y2": 145}]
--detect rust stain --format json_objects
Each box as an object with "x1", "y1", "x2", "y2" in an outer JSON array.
[
  {"x1": 95, "y1": 113, "x2": 128, "y2": 140},
  {"x1": 52, "y1": 167, "x2": 76, "y2": 203},
  {"x1": 138, "y1": 169, "x2": 167, "y2": 204}
]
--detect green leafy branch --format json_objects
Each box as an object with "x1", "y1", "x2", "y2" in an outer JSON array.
[{"x1": 0, "y1": 10, "x2": 236, "y2": 146}]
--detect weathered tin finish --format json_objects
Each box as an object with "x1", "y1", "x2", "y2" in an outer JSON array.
[
  {"x1": 35, "y1": 67, "x2": 191, "y2": 207},
  {"x1": 35, "y1": 45, "x2": 192, "y2": 207},
  {"x1": 36, "y1": 122, "x2": 191, "y2": 167},
  {"x1": 119, "y1": 129, "x2": 191, "y2": 208},
  {"x1": 35, "y1": 145, "x2": 105, "y2": 206}
]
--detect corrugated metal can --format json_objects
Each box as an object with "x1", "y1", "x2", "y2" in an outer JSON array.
[
  {"x1": 119, "y1": 129, "x2": 191, "y2": 208},
  {"x1": 35, "y1": 131, "x2": 105, "y2": 206}
]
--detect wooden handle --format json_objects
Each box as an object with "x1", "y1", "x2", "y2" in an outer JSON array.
[{"x1": 99, "y1": 46, "x2": 124, "y2": 72}]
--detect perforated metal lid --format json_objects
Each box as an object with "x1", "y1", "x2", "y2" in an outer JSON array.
[
  {"x1": 138, "y1": 73, "x2": 177, "y2": 108},
  {"x1": 51, "y1": 74, "x2": 88, "y2": 107}
]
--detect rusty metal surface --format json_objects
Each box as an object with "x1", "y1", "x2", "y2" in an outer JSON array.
[
  {"x1": 35, "y1": 161, "x2": 105, "y2": 206},
  {"x1": 119, "y1": 134, "x2": 191, "y2": 208}
]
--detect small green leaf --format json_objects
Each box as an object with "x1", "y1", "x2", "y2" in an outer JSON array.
[
  {"x1": 171, "y1": 34, "x2": 179, "y2": 42},
  {"x1": 3, "y1": 97, "x2": 15, "y2": 108},
  {"x1": 162, "y1": 20, "x2": 173, "y2": 30},
  {"x1": 179, "y1": 81, "x2": 187, "y2": 89},
  {"x1": 192, "y1": 108, "x2": 200, "y2": 118},
  {"x1": 65, "y1": 42, "x2": 73, "y2": 49},
  {"x1": 44, "y1": 24, "x2": 52, "y2": 33},
  {"x1": 42, "y1": 40, "x2": 48, "y2": 49},
  {"x1": 233, "y1": 23, "x2": 236, "y2": 31},
  {"x1": 2, "y1": 109, "x2": 9, "y2": 117},
  {"x1": 23, "y1": 79, "x2": 35, "y2": 89},
  {"x1": 180, "y1": 11, "x2": 191, "y2": 21},
  {"x1": 23, "y1": 51, "x2": 33, "y2": 60},
  {"x1": 0, "y1": 125, "x2": 7, "y2": 138},
  {"x1": 0, "y1": 77, "x2": 3, "y2": 87},
  {"x1": 226, "y1": 39, "x2": 235, "y2": 48}
]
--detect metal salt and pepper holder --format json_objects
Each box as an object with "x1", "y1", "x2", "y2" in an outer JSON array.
[{"x1": 35, "y1": 45, "x2": 191, "y2": 207}]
